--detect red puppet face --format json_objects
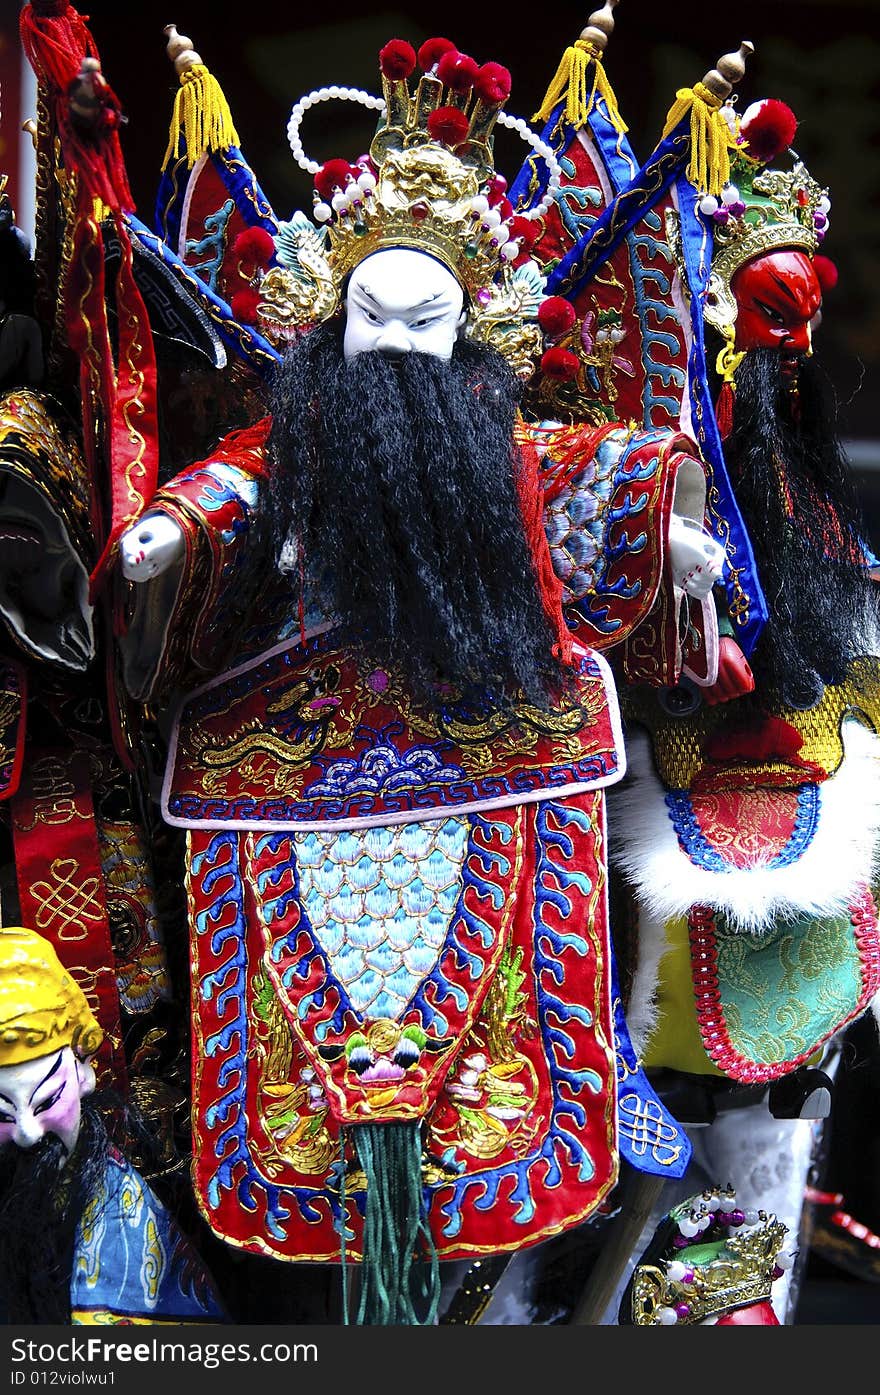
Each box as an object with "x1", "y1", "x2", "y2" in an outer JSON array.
[{"x1": 731, "y1": 249, "x2": 822, "y2": 369}]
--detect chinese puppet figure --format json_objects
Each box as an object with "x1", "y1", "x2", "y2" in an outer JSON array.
[
  {"x1": 494, "y1": 32, "x2": 880, "y2": 1319},
  {"x1": 116, "y1": 24, "x2": 727, "y2": 1324},
  {"x1": 608, "y1": 97, "x2": 880, "y2": 1121},
  {"x1": 0, "y1": 927, "x2": 223, "y2": 1324}
]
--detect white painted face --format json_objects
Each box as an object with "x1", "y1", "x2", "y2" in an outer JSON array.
[
  {"x1": 0, "y1": 1047, "x2": 95, "y2": 1155},
  {"x1": 343, "y1": 248, "x2": 466, "y2": 361}
]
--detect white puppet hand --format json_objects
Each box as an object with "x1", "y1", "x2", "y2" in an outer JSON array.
[
  {"x1": 120, "y1": 513, "x2": 185, "y2": 582},
  {"x1": 668, "y1": 515, "x2": 726, "y2": 599}
]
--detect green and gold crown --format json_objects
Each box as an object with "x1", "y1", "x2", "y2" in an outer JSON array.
[
  {"x1": 666, "y1": 99, "x2": 831, "y2": 336},
  {"x1": 701, "y1": 100, "x2": 830, "y2": 334},
  {"x1": 630, "y1": 1186, "x2": 791, "y2": 1326}
]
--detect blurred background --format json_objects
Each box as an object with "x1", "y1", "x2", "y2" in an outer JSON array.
[
  {"x1": 1, "y1": 0, "x2": 878, "y2": 453},
  {"x1": 0, "y1": 0, "x2": 878, "y2": 1323}
]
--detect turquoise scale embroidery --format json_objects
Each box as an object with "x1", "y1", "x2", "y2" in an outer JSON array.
[{"x1": 293, "y1": 817, "x2": 469, "y2": 1019}]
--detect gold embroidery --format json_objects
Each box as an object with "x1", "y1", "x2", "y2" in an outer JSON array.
[
  {"x1": 31, "y1": 858, "x2": 104, "y2": 939},
  {"x1": 252, "y1": 969, "x2": 334, "y2": 1177},
  {"x1": 624, "y1": 655, "x2": 880, "y2": 790},
  {"x1": 433, "y1": 943, "x2": 540, "y2": 1160}
]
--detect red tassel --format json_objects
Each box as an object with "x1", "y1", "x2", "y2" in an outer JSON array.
[
  {"x1": 22, "y1": 3, "x2": 158, "y2": 601},
  {"x1": 715, "y1": 381, "x2": 736, "y2": 440},
  {"x1": 515, "y1": 434, "x2": 572, "y2": 666}
]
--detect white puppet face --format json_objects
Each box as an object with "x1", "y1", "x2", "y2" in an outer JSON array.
[
  {"x1": 343, "y1": 248, "x2": 466, "y2": 361},
  {"x1": 0, "y1": 1047, "x2": 95, "y2": 1155}
]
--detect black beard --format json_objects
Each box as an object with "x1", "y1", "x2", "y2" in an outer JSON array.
[
  {"x1": 0, "y1": 1098, "x2": 109, "y2": 1323},
  {"x1": 268, "y1": 322, "x2": 564, "y2": 708},
  {"x1": 723, "y1": 348, "x2": 878, "y2": 708}
]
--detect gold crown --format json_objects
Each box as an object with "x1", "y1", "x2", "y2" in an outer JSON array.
[
  {"x1": 631, "y1": 1191, "x2": 789, "y2": 1326},
  {"x1": 0, "y1": 928, "x2": 103, "y2": 1068},
  {"x1": 257, "y1": 40, "x2": 558, "y2": 378},
  {"x1": 324, "y1": 144, "x2": 508, "y2": 304}
]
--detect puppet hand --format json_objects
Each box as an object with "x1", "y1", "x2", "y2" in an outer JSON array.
[
  {"x1": 668, "y1": 515, "x2": 726, "y2": 599},
  {"x1": 120, "y1": 513, "x2": 185, "y2": 581},
  {"x1": 702, "y1": 636, "x2": 756, "y2": 705}
]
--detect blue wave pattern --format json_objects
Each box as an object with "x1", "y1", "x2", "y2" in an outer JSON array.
[
  {"x1": 186, "y1": 460, "x2": 260, "y2": 545},
  {"x1": 627, "y1": 210, "x2": 688, "y2": 426},
  {"x1": 509, "y1": 99, "x2": 637, "y2": 226},
  {"x1": 410, "y1": 814, "x2": 512, "y2": 1036},
  {"x1": 437, "y1": 800, "x2": 607, "y2": 1237},
  {"x1": 302, "y1": 738, "x2": 466, "y2": 801},
  {"x1": 194, "y1": 814, "x2": 512, "y2": 1244},
  {"x1": 185, "y1": 198, "x2": 234, "y2": 293},
  {"x1": 256, "y1": 831, "x2": 353, "y2": 1040},
  {"x1": 193, "y1": 831, "x2": 339, "y2": 1239}
]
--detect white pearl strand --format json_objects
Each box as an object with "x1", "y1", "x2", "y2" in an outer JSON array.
[
  {"x1": 286, "y1": 91, "x2": 561, "y2": 262},
  {"x1": 288, "y1": 90, "x2": 561, "y2": 215},
  {"x1": 494, "y1": 111, "x2": 562, "y2": 221},
  {"x1": 287, "y1": 87, "x2": 386, "y2": 174}
]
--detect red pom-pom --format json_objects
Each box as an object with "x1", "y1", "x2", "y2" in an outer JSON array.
[
  {"x1": 233, "y1": 226, "x2": 276, "y2": 267},
  {"x1": 437, "y1": 50, "x2": 479, "y2": 92},
  {"x1": 486, "y1": 174, "x2": 508, "y2": 205},
  {"x1": 509, "y1": 215, "x2": 539, "y2": 251},
  {"x1": 739, "y1": 99, "x2": 798, "y2": 164},
  {"x1": 427, "y1": 106, "x2": 470, "y2": 147},
  {"x1": 813, "y1": 254, "x2": 838, "y2": 293},
  {"x1": 418, "y1": 37, "x2": 456, "y2": 72},
  {"x1": 541, "y1": 347, "x2": 580, "y2": 380},
  {"x1": 314, "y1": 159, "x2": 356, "y2": 202},
  {"x1": 379, "y1": 39, "x2": 416, "y2": 81},
  {"x1": 473, "y1": 61, "x2": 511, "y2": 106},
  {"x1": 538, "y1": 297, "x2": 577, "y2": 338},
  {"x1": 231, "y1": 287, "x2": 262, "y2": 325}
]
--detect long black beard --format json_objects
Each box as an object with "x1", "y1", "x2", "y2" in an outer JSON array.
[
  {"x1": 724, "y1": 348, "x2": 878, "y2": 708},
  {"x1": 268, "y1": 322, "x2": 564, "y2": 708},
  {"x1": 0, "y1": 1098, "x2": 109, "y2": 1323}
]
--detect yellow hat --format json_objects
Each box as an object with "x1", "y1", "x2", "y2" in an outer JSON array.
[{"x1": 0, "y1": 928, "x2": 103, "y2": 1068}]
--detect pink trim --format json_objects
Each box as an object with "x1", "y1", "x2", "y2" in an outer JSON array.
[
  {"x1": 689, "y1": 886, "x2": 880, "y2": 1083},
  {"x1": 161, "y1": 637, "x2": 626, "y2": 834},
  {"x1": 682, "y1": 593, "x2": 720, "y2": 688}
]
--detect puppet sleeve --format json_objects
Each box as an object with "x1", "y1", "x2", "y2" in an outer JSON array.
[
  {"x1": 532, "y1": 419, "x2": 718, "y2": 689},
  {"x1": 120, "y1": 419, "x2": 273, "y2": 703}
]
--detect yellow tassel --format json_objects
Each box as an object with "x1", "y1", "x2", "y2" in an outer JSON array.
[
  {"x1": 533, "y1": 40, "x2": 627, "y2": 134},
  {"x1": 162, "y1": 64, "x2": 240, "y2": 171},
  {"x1": 716, "y1": 324, "x2": 745, "y2": 385},
  {"x1": 661, "y1": 81, "x2": 735, "y2": 199}
]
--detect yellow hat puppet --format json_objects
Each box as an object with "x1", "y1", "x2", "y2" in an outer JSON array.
[{"x1": 0, "y1": 927, "x2": 103, "y2": 1069}]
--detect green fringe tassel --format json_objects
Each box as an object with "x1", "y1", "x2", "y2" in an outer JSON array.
[{"x1": 344, "y1": 1122, "x2": 440, "y2": 1326}]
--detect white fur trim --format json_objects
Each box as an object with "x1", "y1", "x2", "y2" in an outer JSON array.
[
  {"x1": 625, "y1": 904, "x2": 671, "y2": 1056},
  {"x1": 609, "y1": 720, "x2": 880, "y2": 933}
]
